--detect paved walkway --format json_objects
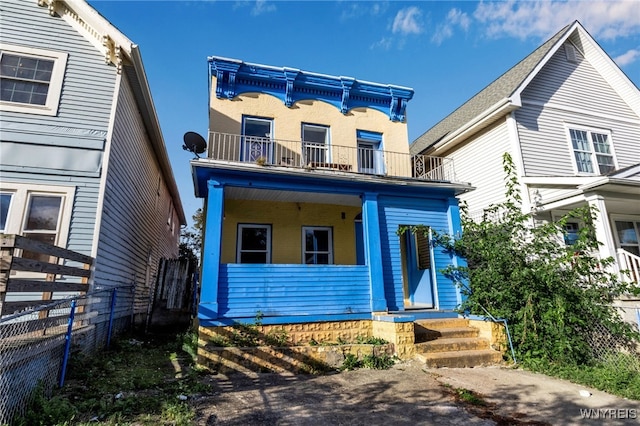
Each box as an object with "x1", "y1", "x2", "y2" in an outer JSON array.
[{"x1": 430, "y1": 366, "x2": 640, "y2": 425}]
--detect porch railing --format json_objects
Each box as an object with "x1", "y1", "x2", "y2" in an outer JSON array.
[
  {"x1": 208, "y1": 132, "x2": 456, "y2": 182},
  {"x1": 618, "y1": 248, "x2": 640, "y2": 284}
]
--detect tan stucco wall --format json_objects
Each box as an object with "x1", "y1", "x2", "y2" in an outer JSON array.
[
  {"x1": 221, "y1": 199, "x2": 362, "y2": 264},
  {"x1": 209, "y1": 77, "x2": 410, "y2": 156}
]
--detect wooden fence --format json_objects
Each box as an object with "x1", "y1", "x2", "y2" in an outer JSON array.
[{"x1": 0, "y1": 234, "x2": 93, "y2": 316}]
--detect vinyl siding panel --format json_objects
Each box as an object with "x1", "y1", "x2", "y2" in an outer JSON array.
[
  {"x1": 1, "y1": 0, "x2": 116, "y2": 131},
  {"x1": 518, "y1": 41, "x2": 640, "y2": 177},
  {"x1": 217, "y1": 265, "x2": 370, "y2": 318},
  {"x1": 444, "y1": 120, "x2": 512, "y2": 214},
  {"x1": 93, "y1": 72, "x2": 179, "y2": 318},
  {"x1": 378, "y1": 195, "x2": 458, "y2": 311}
]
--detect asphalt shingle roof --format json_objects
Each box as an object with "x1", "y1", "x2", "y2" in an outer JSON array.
[{"x1": 410, "y1": 22, "x2": 575, "y2": 156}]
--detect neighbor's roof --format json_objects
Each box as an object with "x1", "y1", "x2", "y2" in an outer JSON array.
[{"x1": 410, "y1": 22, "x2": 574, "y2": 156}]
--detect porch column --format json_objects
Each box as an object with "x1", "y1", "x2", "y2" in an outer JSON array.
[
  {"x1": 362, "y1": 192, "x2": 386, "y2": 312},
  {"x1": 447, "y1": 197, "x2": 467, "y2": 306},
  {"x1": 199, "y1": 179, "x2": 224, "y2": 320},
  {"x1": 585, "y1": 194, "x2": 617, "y2": 264}
]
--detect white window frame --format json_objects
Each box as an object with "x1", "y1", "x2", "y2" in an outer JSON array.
[
  {"x1": 611, "y1": 215, "x2": 640, "y2": 255},
  {"x1": 0, "y1": 43, "x2": 68, "y2": 116},
  {"x1": 301, "y1": 123, "x2": 330, "y2": 165},
  {"x1": 0, "y1": 182, "x2": 75, "y2": 248},
  {"x1": 565, "y1": 125, "x2": 617, "y2": 175},
  {"x1": 242, "y1": 116, "x2": 274, "y2": 163},
  {"x1": 236, "y1": 223, "x2": 272, "y2": 264},
  {"x1": 302, "y1": 226, "x2": 333, "y2": 265}
]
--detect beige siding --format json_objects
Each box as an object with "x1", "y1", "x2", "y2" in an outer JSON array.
[
  {"x1": 518, "y1": 41, "x2": 640, "y2": 177},
  {"x1": 443, "y1": 120, "x2": 512, "y2": 215},
  {"x1": 93, "y1": 72, "x2": 179, "y2": 318}
]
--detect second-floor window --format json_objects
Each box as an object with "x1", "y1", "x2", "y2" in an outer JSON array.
[
  {"x1": 357, "y1": 130, "x2": 384, "y2": 174},
  {"x1": 568, "y1": 127, "x2": 615, "y2": 175},
  {"x1": 242, "y1": 116, "x2": 273, "y2": 163},
  {"x1": 0, "y1": 43, "x2": 67, "y2": 115},
  {"x1": 302, "y1": 124, "x2": 329, "y2": 165}
]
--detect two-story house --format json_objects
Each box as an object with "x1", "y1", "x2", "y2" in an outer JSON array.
[
  {"x1": 411, "y1": 21, "x2": 640, "y2": 295},
  {"x1": 192, "y1": 57, "x2": 496, "y2": 364},
  {"x1": 0, "y1": 0, "x2": 185, "y2": 325}
]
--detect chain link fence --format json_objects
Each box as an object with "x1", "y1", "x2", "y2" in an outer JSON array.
[
  {"x1": 0, "y1": 285, "x2": 134, "y2": 425},
  {"x1": 586, "y1": 305, "x2": 640, "y2": 373}
]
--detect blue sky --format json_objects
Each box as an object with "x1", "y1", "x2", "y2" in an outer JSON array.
[{"x1": 88, "y1": 0, "x2": 640, "y2": 227}]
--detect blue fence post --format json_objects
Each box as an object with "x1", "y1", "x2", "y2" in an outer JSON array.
[
  {"x1": 59, "y1": 299, "x2": 77, "y2": 388},
  {"x1": 107, "y1": 288, "x2": 118, "y2": 349}
]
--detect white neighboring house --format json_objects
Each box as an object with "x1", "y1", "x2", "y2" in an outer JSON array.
[
  {"x1": 0, "y1": 0, "x2": 185, "y2": 323},
  {"x1": 411, "y1": 21, "x2": 640, "y2": 318}
]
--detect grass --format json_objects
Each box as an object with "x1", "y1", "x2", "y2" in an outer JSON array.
[
  {"x1": 526, "y1": 357, "x2": 640, "y2": 401},
  {"x1": 14, "y1": 331, "x2": 210, "y2": 426}
]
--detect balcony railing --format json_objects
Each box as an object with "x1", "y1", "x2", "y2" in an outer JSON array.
[
  {"x1": 618, "y1": 248, "x2": 640, "y2": 284},
  {"x1": 207, "y1": 132, "x2": 456, "y2": 182}
]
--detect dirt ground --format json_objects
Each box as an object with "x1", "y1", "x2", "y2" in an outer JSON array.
[{"x1": 191, "y1": 360, "x2": 640, "y2": 426}]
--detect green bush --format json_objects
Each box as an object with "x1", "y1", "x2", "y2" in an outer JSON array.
[{"x1": 402, "y1": 153, "x2": 639, "y2": 366}]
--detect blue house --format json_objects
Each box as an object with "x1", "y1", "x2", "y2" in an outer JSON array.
[{"x1": 192, "y1": 57, "x2": 476, "y2": 361}]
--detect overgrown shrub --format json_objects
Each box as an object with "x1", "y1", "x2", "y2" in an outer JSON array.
[{"x1": 403, "y1": 153, "x2": 639, "y2": 366}]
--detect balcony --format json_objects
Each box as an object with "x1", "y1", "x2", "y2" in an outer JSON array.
[{"x1": 207, "y1": 132, "x2": 456, "y2": 182}]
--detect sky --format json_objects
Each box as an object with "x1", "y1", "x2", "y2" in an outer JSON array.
[{"x1": 87, "y1": 0, "x2": 640, "y2": 228}]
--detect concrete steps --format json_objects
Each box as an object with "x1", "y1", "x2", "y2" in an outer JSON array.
[{"x1": 414, "y1": 318, "x2": 503, "y2": 368}]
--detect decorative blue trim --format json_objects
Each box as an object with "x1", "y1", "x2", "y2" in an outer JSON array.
[
  {"x1": 208, "y1": 56, "x2": 414, "y2": 122},
  {"x1": 356, "y1": 130, "x2": 383, "y2": 142}
]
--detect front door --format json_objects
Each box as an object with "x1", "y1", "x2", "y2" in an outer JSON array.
[{"x1": 400, "y1": 228, "x2": 434, "y2": 308}]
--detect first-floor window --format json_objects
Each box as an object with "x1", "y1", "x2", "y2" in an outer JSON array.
[
  {"x1": 0, "y1": 183, "x2": 74, "y2": 263},
  {"x1": 237, "y1": 224, "x2": 271, "y2": 263},
  {"x1": 615, "y1": 220, "x2": 640, "y2": 256},
  {"x1": 303, "y1": 226, "x2": 333, "y2": 264}
]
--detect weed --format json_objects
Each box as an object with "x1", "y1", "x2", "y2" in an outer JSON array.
[
  {"x1": 354, "y1": 335, "x2": 388, "y2": 345},
  {"x1": 340, "y1": 353, "x2": 362, "y2": 371},
  {"x1": 361, "y1": 353, "x2": 396, "y2": 369},
  {"x1": 455, "y1": 388, "x2": 487, "y2": 406}
]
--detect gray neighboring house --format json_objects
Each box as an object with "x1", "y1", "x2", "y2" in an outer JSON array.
[
  {"x1": 411, "y1": 21, "x2": 639, "y2": 318},
  {"x1": 0, "y1": 0, "x2": 185, "y2": 323}
]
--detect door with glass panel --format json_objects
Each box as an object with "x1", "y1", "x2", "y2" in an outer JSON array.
[
  {"x1": 242, "y1": 117, "x2": 273, "y2": 163},
  {"x1": 302, "y1": 124, "x2": 329, "y2": 166},
  {"x1": 357, "y1": 131, "x2": 384, "y2": 175}
]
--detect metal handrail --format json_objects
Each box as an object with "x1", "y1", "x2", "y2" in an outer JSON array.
[{"x1": 207, "y1": 131, "x2": 456, "y2": 182}]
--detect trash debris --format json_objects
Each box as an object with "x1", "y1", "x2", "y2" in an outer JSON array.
[
  {"x1": 115, "y1": 392, "x2": 124, "y2": 399},
  {"x1": 178, "y1": 394, "x2": 188, "y2": 401},
  {"x1": 579, "y1": 390, "x2": 592, "y2": 398}
]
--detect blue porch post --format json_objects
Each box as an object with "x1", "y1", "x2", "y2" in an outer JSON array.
[
  {"x1": 447, "y1": 196, "x2": 467, "y2": 306},
  {"x1": 362, "y1": 192, "x2": 386, "y2": 312},
  {"x1": 199, "y1": 179, "x2": 224, "y2": 320}
]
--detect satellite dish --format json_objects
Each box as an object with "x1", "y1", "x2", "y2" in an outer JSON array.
[{"x1": 183, "y1": 131, "x2": 207, "y2": 158}]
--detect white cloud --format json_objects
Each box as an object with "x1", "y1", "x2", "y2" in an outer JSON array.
[
  {"x1": 432, "y1": 8, "x2": 471, "y2": 45},
  {"x1": 340, "y1": 2, "x2": 388, "y2": 21},
  {"x1": 473, "y1": 0, "x2": 640, "y2": 41},
  {"x1": 614, "y1": 48, "x2": 640, "y2": 66},
  {"x1": 392, "y1": 7, "x2": 424, "y2": 35},
  {"x1": 370, "y1": 37, "x2": 393, "y2": 51},
  {"x1": 251, "y1": 0, "x2": 275, "y2": 16}
]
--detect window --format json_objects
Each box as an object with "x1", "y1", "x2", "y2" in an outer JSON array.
[
  {"x1": 0, "y1": 183, "x2": 74, "y2": 253},
  {"x1": 302, "y1": 124, "x2": 329, "y2": 165},
  {"x1": 0, "y1": 193, "x2": 12, "y2": 232},
  {"x1": 563, "y1": 222, "x2": 580, "y2": 246},
  {"x1": 615, "y1": 220, "x2": 640, "y2": 256},
  {"x1": 357, "y1": 130, "x2": 383, "y2": 174},
  {"x1": 242, "y1": 117, "x2": 273, "y2": 163},
  {"x1": 568, "y1": 128, "x2": 615, "y2": 175},
  {"x1": 302, "y1": 226, "x2": 333, "y2": 264},
  {"x1": 237, "y1": 224, "x2": 271, "y2": 263},
  {"x1": 0, "y1": 43, "x2": 67, "y2": 115}
]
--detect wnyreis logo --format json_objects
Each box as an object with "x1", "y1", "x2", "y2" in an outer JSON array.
[{"x1": 580, "y1": 409, "x2": 637, "y2": 419}]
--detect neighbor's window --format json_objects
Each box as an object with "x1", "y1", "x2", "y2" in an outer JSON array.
[
  {"x1": 0, "y1": 193, "x2": 13, "y2": 232},
  {"x1": 0, "y1": 44, "x2": 67, "y2": 115},
  {"x1": 615, "y1": 220, "x2": 640, "y2": 256},
  {"x1": 563, "y1": 222, "x2": 580, "y2": 246},
  {"x1": 302, "y1": 226, "x2": 333, "y2": 264},
  {"x1": 568, "y1": 128, "x2": 615, "y2": 175},
  {"x1": 237, "y1": 224, "x2": 271, "y2": 263},
  {"x1": 21, "y1": 195, "x2": 63, "y2": 262}
]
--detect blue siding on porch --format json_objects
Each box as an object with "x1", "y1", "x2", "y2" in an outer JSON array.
[
  {"x1": 378, "y1": 195, "x2": 459, "y2": 311},
  {"x1": 217, "y1": 264, "x2": 371, "y2": 318}
]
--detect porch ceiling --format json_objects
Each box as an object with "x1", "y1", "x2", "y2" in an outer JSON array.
[{"x1": 224, "y1": 186, "x2": 362, "y2": 206}]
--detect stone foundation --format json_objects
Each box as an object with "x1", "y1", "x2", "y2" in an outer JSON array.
[{"x1": 468, "y1": 318, "x2": 507, "y2": 352}]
